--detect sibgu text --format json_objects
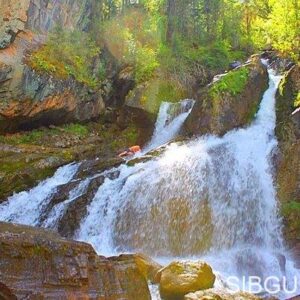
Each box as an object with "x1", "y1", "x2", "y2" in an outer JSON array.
[{"x1": 227, "y1": 276, "x2": 299, "y2": 295}]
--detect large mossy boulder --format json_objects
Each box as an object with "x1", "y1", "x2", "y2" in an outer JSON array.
[
  {"x1": 157, "y1": 261, "x2": 216, "y2": 300},
  {"x1": 275, "y1": 64, "x2": 300, "y2": 250},
  {"x1": 183, "y1": 56, "x2": 268, "y2": 136}
]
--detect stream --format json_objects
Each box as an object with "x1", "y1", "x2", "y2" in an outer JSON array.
[{"x1": 0, "y1": 65, "x2": 299, "y2": 299}]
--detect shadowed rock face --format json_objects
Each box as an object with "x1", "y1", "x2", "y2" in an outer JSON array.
[
  {"x1": 275, "y1": 65, "x2": 300, "y2": 252},
  {"x1": 0, "y1": 221, "x2": 151, "y2": 299},
  {"x1": 0, "y1": 66, "x2": 105, "y2": 133},
  {"x1": 183, "y1": 57, "x2": 268, "y2": 137}
]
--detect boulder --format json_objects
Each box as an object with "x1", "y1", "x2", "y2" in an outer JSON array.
[
  {"x1": 183, "y1": 56, "x2": 268, "y2": 137},
  {"x1": 184, "y1": 288, "x2": 261, "y2": 300},
  {"x1": 134, "y1": 253, "x2": 163, "y2": 283},
  {"x1": 157, "y1": 261, "x2": 216, "y2": 300},
  {"x1": 0, "y1": 221, "x2": 151, "y2": 299}
]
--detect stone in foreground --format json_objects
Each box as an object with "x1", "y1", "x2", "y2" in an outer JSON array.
[
  {"x1": 184, "y1": 288, "x2": 261, "y2": 300},
  {"x1": 0, "y1": 221, "x2": 151, "y2": 299},
  {"x1": 157, "y1": 261, "x2": 216, "y2": 300}
]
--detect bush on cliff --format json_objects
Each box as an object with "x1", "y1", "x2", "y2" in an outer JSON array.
[{"x1": 29, "y1": 28, "x2": 100, "y2": 88}]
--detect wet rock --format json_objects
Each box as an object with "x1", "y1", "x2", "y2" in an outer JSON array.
[
  {"x1": 77, "y1": 158, "x2": 123, "y2": 178},
  {"x1": 57, "y1": 175, "x2": 106, "y2": 238},
  {"x1": 185, "y1": 289, "x2": 261, "y2": 300},
  {"x1": 0, "y1": 221, "x2": 151, "y2": 299},
  {"x1": 134, "y1": 253, "x2": 163, "y2": 283},
  {"x1": 157, "y1": 261, "x2": 216, "y2": 300},
  {"x1": 184, "y1": 56, "x2": 268, "y2": 137}
]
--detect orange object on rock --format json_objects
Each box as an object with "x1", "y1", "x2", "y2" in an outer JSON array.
[
  {"x1": 129, "y1": 145, "x2": 141, "y2": 153},
  {"x1": 118, "y1": 145, "x2": 141, "y2": 158}
]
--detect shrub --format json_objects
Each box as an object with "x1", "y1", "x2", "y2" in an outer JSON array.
[
  {"x1": 29, "y1": 28, "x2": 101, "y2": 88},
  {"x1": 135, "y1": 46, "x2": 159, "y2": 83}
]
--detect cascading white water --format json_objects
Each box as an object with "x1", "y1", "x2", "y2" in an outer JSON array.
[
  {"x1": 143, "y1": 99, "x2": 195, "y2": 152},
  {"x1": 0, "y1": 163, "x2": 79, "y2": 226},
  {"x1": 0, "y1": 66, "x2": 299, "y2": 298},
  {"x1": 75, "y1": 68, "x2": 299, "y2": 297}
]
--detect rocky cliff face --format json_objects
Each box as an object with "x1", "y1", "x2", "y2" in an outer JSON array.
[
  {"x1": 0, "y1": 65, "x2": 105, "y2": 132},
  {"x1": 0, "y1": 221, "x2": 151, "y2": 299},
  {"x1": 183, "y1": 57, "x2": 268, "y2": 136},
  {"x1": 0, "y1": 0, "x2": 30, "y2": 49},
  {"x1": 0, "y1": 0, "x2": 117, "y2": 133},
  {"x1": 0, "y1": 0, "x2": 95, "y2": 49},
  {"x1": 275, "y1": 65, "x2": 300, "y2": 251}
]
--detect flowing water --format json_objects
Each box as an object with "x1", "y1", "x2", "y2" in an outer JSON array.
[
  {"x1": 144, "y1": 99, "x2": 195, "y2": 152},
  {"x1": 0, "y1": 67, "x2": 299, "y2": 298}
]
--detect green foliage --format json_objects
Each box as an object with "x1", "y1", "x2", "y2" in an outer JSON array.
[
  {"x1": 135, "y1": 47, "x2": 159, "y2": 83},
  {"x1": 103, "y1": 9, "x2": 160, "y2": 83},
  {"x1": 209, "y1": 67, "x2": 250, "y2": 99},
  {"x1": 198, "y1": 42, "x2": 231, "y2": 70},
  {"x1": 29, "y1": 29, "x2": 101, "y2": 88}
]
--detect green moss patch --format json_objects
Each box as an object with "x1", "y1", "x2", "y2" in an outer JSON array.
[{"x1": 209, "y1": 67, "x2": 250, "y2": 99}]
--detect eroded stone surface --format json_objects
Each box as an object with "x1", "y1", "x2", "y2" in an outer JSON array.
[{"x1": 0, "y1": 221, "x2": 151, "y2": 299}]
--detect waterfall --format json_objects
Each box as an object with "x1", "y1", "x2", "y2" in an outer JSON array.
[
  {"x1": 143, "y1": 99, "x2": 195, "y2": 153},
  {"x1": 75, "y1": 68, "x2": 299, "y2": 297},
  {"x1": 0, "y1": 67, "x2": 299, "y2": 298},
  {"x1": 0, "y1": 163, "x2": 79, "y2": 226}
]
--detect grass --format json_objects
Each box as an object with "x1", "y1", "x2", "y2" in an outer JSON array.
[
  {"x1": 62, "y1": 124, "x2": 89, "y2": 137},
  {"x1": 0, "y1": 130, "x2": 44, "y2": 145}
]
